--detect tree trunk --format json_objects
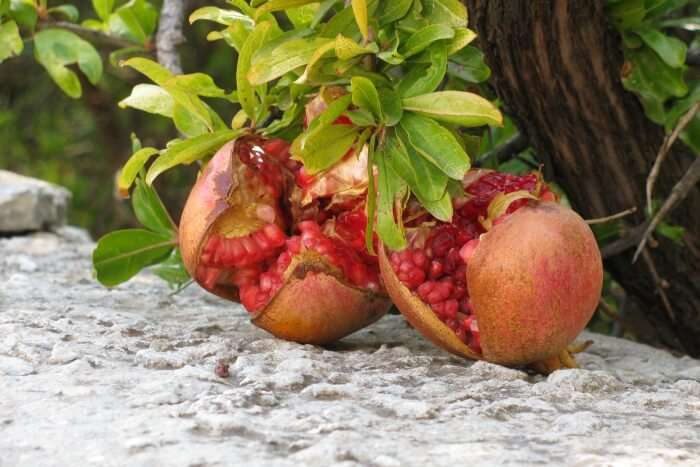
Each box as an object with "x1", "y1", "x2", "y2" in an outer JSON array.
[{"x1": 465, "y1": 0, "x2": 700, "y2": 355}]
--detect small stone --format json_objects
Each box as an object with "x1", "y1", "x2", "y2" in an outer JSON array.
[
  {"x1": 0, "y1": 171, "x2": 70, "y2": 233},
  {"x1": 48, "y1": 343, "x2": 80, "y2": 365},
  {"x1": 0, "y1": 356, "x2": 35, "y2": 376}
]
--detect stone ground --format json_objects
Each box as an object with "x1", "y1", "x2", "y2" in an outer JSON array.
[{"x1": 1, "y1": 229, "x2": 699, "y2": 467}]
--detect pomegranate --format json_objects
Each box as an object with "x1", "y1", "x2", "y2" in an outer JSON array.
[
  {"x1": 379, "y1": 170, "x2": 603, "y2": 369},
  {"x1": 180, "y1": 135, "x2": 391, "y2": 345}
]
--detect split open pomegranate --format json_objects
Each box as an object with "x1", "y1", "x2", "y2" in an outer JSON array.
[
  {"x1": 179, "y1": 136, "x2": 391, "y2": 345},
  {"x1": 379, "y1": 170, "x2": 603, "y2": 368}
]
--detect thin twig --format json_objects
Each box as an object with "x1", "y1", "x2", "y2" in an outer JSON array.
[
  {"x1": 476, "y1": 132, "x2": 529, "y2": 166},
  {"x1": 646, "y1": 102, "x2": 700, "y2": 214},
  {"x1": 156, "y1": 0, "x2": 188, "y2": 74},
  {"x1": 39, "y1": 21, "x2": 138, "y2": 50},
  {"x1": 600, "y1": 222, "x2": 647, "y2": 258},
  {"x1": 640, "y1": 248, "x2": 677, "y2": 327},
  {"x1": 633, "y1": 156, "x2": 700, "y2": 263},
  {"x1": 585, "y1": 207, "x2": 637, "y2": 225},
  {"x1": 598, "y1": 299, "x2": 623, "y2": 322}
]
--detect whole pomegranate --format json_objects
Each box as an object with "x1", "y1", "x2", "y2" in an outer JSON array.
[
  {"x1": 179, "y1": 135, "x2": 391, "y2": 345},
  {"x1": 379, "y1": 170, "x2": 603, "y2": 369}
]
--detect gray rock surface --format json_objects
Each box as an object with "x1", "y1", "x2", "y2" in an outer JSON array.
[
  {"x1": 0, "y1": 171, "x2": 71, "y2": 233},
  {"x1": 1, "y1": 230, "x2": 699, "y2": 467}
]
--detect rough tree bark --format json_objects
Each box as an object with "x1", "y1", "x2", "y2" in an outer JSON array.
[{"x1": 465, "y1": 1, "x2": 700, "y2": 355}]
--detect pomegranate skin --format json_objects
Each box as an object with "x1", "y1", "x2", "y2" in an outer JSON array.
[
  {"x1": 467, "y1": 202, "x2": 602, "y2": 365},
  {"x1": 180, "y1": 140, "x2": 391, "y2": 345},
  {"x1": 379, "y1": 201, "x2": 603, "y2": 367}
]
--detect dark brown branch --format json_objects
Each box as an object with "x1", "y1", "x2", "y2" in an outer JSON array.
[
  {"x1": 475, "y1": 132, "x2": 528, "y2": 166},
  {"x1": 156, "y1": 0, "x2": 188, "y2": 74},
  {"x1": 600, "y1": 223, "x2": 648, "y2": 259},
  {"x1": 633, "y1": 156, "x2": 700, "y2": 263}
]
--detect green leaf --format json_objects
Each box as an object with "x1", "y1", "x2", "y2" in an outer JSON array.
[
  {"x1": 397, "y1": 43, "x2": 448, "y2": 98},
  {"x1": 417, "y1": 188, "x2": 453, "y2": 222},
  {"x1": 399, "y1": 113, "x2": 470, "y2": 180},
  {"x1": 335, "y1": 34, "x2": 378, "y2": 60},
  {"x1": 286, "y1": 3, "x2": 319, "y2": 28},
  {"x1": 254, "y1": 0, "x2": 318, "y2": 20},
  {"x1": 389, "y1": 128, "x2": 448, "y2": 202},
  {"x1": 346, "y1": 108, "x2": 376, "y2": 126},
  {"x1": 635, "y1": 27, "x2": 687, "y2": 68},
  {"x1": 351, "y1": 0, "x2": 368, "y2": 42},
  {"x1": 172, "y1": 103, "x2": 210, "y2": 137},
  {"x1": 132, "y1": 178, "x2": 176, "y2": 235},
  {"x1": 8, "y1": 0, "x2": 37, "y2": 30},
  {"x1": 423, "y1": 0, "x2": 468, "y2": 28},
  {"x1": 379, "y1": 0, "x2": 412, "y2": 25},
  {"x1": 48, "y1": 5, "x2": 79, "y2": 22},
  {"x1": 293, "y1": 124, "x2": 358, "y2": 173},
  {"x1": 93, "y1": 229, "x2": 175, "y2": 287},
  {"x1": 376, "y1": 149, "x2": 407, "y2": 250},
  {"x1": 607, "y1": 0, "x2": 647, "y2": 30},
  {"x1": 0, "y1": 20, "x2": 23, "y2": 64},
  {"x1": 248, "y1": 36, "x2": 333, "y2": 85},
  {"x1": 119, "y1": 84, "x2": 174, "y2": 117},
  {"x1": 447, "y1": 27, "x2": 476, "y2": 55},
  {"x1": 403, "y1": 91, "x2": 502, "y2": 127},
  {"x1": 400, "y1": 23, "x2": 454, "y2": 58},
  {"x1": 238, "y1": 21, "x2": 274, "y2": 124},
  {"x1": 146, "y1": 129, "x2": 243, "y2": 184},
  {"x1": 378, "y1": 88, "x2": 403, "y2": 126},
  {"x1": 306, "y1": 93, "x2": 353, "y2": 132},
  {"x1": 320, "y1": 0, "x2": 377, "y2": 38},
  {"x1": 123, "y1": 56, "x2": 172, "y2": 84},
  {"x1": 117, "y1": 147, "x2": 159, "y2": 195},
  {"x1": 189, "y1": 6, "x2": 254, "y2": 26},
  {"x1": 92, "y1": 0, "x2": 114, "y2": 21},
  {"x1": 34, "y1": 29, "x2": 103, "y2": 99},
  {"x1": 351, "y1": 76, "x2": 382, "y2": 122},
  {"x1": 151, "y1": 249, "x2": 191, "y2": 289},
  {"x1": 447, "y1": 46, "x2": 491, "y2": 83},
  {"x1": 108, "y1": 0, "x2": 157, "y2": 44}
]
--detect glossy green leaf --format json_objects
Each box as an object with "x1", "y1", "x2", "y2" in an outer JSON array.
[
  {"x1": 151, "y1": 249, "x2": 191, "y2": 289},
  {"x1": 254, "y1": 0, "x2": 318, "y2": 20},
  {"x1": 132, "y1": 178, "x2": 176, "y2": 235},
  {"x1": 173, "y1": 103, "x2": 210, "y2": 137},
  {"x1": 93, "y1": 229, "x2": 175, "y2": 287},
  {"x1": 248, "y1": 36, "x2": 333, "y2": 85},
  {"x1": 423, "y1": 0, "x2": 468, "y2": 28},
  {"x1": 238, "y1": 21, "x2": 274, "y2": 124},
  {"x1": 108, "y1": 0, "x2": 157, "y2": 44},
  {"x1": 92, "y1": 0, "x2": 114, "y2": 21},
  {"x1": 351, "y1": 76, "x2": 382, "y2": 121},
  {"x1": 417, "y1": 188, "x2": 453, "y2": 222},
  {"x1": 286, "y1": 3, "x2": 319, "y2": 28},
  {"x1": 8, "y1": 0, "x2": 37, "y2": 30},
  {"x1": 0, "y1": 20, "x2": 23, "y2": 63},
  {"x1": 447, "y1": 27, "x2": 476, "y2": 55},
  {"x1": 403, "y1": 91, "x2": 502, "y2": 127},
  {"x1": 378, "y1": 88, "x2": 403, "y2": 126},
  {"x1": 351, "y1": 0, "x2": 368, "y2": 41},
  {"x1": 48, "y1": 4, "x2": 79, "y2": 22},
  {"x1": 320, "y1": 0, "x2": 377, "y2": 38},
  {"x1": 119, "y1": 84, "x2": 174, "y2": 117},
  {"x1": 389, "y1": 128, "x2": 448, "y2": 202},
  {"x1": 400, "y1": 24, "x2": 454, "y2": 58},
  {"x1": 146, "y1": 129, "x2": 242, "y2": 184},
  {"x1": 293, "y1": 124, "x2": 358, "y2": 173},
  {"x1": 117, "y1": 147, "x2": 159, "y2": 195},
  {"x1": 635, "y1": 27, "x2": 687, "y2": 68},
  {"x1": 397, "y1": 43, "x2": 448, "y2": 98},
  {"x1": 189, "y1": 6, "x2": 253, "y2": 26},
  {"x1": 335, "y1": 35, "x2": 378, "y2": 60},
  {"x1": 34, "y1": 29, "x2": 103, "y2": 99},
  {"x1": 447, "y1": 46, "x2": 491, "y2": 83},
  {"x1": 399, "y1": 113, "x2": 470, "y2": 180},
  {"x1": 379, "y1": 0, "x2": 413, "y2": 25},
  {"x1": 376, "y1": 149, "x2": 407, "y2": 250},
  {"x1": 346, "y1": 108, "x2": 376, "y2": 126},
  {"x1": 123, "y1": 57, "x2": 172, "y2": 84}
]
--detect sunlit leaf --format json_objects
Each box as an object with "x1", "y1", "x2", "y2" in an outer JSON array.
[
  {"x1": 403, "y1": 91, "x2": 502, "y2": 127},
  {"x1": 132, "y1": 178, "x2": 176, "y2": 235},
  {"x1": 117, "y1": 147, "x2": 159, "y2": 196},
  {"x1": 0, "y1": 20, "x2": 23, "y2": 64}
]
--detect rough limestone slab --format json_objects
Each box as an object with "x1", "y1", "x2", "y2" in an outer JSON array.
[
  {"x1": 0, "y1": 171, "x2": 71, "y2": 233},
  {"x1": 0, "y1": 230, "x2": 699, "y2": 467}
]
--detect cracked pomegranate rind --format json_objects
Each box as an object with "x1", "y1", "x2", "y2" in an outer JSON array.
[
  {"x1": 379, "y1": 171, "x2": 603, "y2": 369},
  {"x1": 180, "y1": 137, "x2": 391, "y2": 345}
]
